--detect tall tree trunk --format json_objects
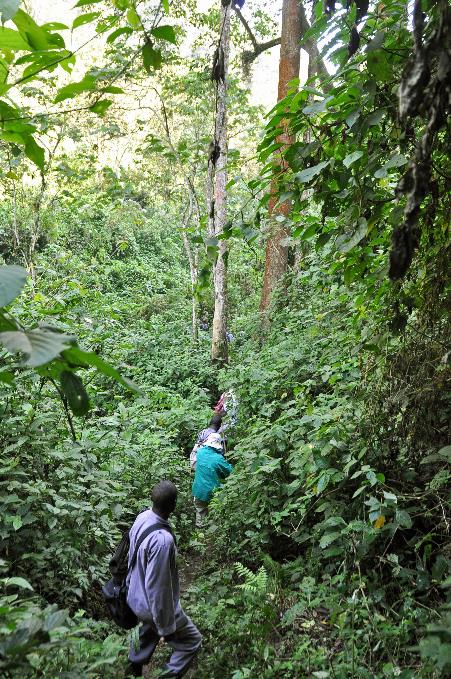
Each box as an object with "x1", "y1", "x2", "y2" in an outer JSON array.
[
  {"x1": 208, "y1": 0, "x2": 231, "y2": 365},
  {"x1": 259, "y1": 0, "x2": 301, "y2": 315},
  {"x1": 181, "y1": 191, "x2": 199, "y2": 342}
]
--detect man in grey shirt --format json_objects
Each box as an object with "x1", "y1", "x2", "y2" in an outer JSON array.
[{"x1": 126, "y1": 480, "x2": 202, "y2": 677}]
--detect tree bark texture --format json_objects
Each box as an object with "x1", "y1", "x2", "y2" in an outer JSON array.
[
  {"x1": 209, "y1": 0, "x2": 231, "y2": 365},
  {"x1": 259, "y1": 0, "x2": 302, "y2": 314}
]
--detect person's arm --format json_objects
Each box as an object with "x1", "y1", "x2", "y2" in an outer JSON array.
[
  {"x1": 217, "y1": 456, "x2": 233, "y2": 479},
  {"x1": 144, "y1": 540, "x2": 177, "y2": 636}
]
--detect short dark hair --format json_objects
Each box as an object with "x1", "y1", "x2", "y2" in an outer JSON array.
[
  {"x1": 151, "y1": 480, "x2": 177, "y2": 514},
  {"x1": 209, "y1": 414, "x2": 223, "y2": 431}
]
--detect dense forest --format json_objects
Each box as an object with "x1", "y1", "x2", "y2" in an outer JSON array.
[{"x1": 0, "y1": 0, "x2": 450, "y2": 677}]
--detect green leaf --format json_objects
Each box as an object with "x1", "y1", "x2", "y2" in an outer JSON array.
[
  {"x1": 13, "y1": 9, "x2": 49, "y2": 50},
  {"x1": 302, "y1": 97, "x2": 330, "y2": 115},
  {"x1": 106, "y1": 26, "x2": 133, "y2": 43},
  {"x1": 352, "y1": 485, "x2": 367, "y2": 498},
  {"x1": 319, "y1": 532, "x2": 341, "y2": 548},
  {"x1": 90, "y1": 99, "x2": 112, "y2": 115},
  {"x1": 367, "y1": 51, "x2": 393, "y2": 82},
  {"x1": 0, "y1": 265, "x2": 28, "y2": 306},
  {"x1": 12, "y1": 515, "x2": 22, "y2": 530},
  {"x1": 366, "y1": 30, "x2": 386, "y2": 52},
  {"x1": 142, "y1": 42, "x2": 162, "y2": 72},
  {"x1": 62, "y1": 345, "x2": 140, "y2": 392},
  {"x1": 0, "y1": 328, "x2": 73, "y2": 367},
  {"x1": 343, "y1": 150, "x2": 363, "y2": 168},
  {"x1": 102, "y1": 85, "x2": 124, "y2": 94},
  {"x1": 395, "y1": 509, "x2": 412, "y2": 529},
  {"x1": 344, "y1": 265, "x2": 358, "y2": 284},
  {"x1": 59, "y1": 370, "x2": 90, "y2": 416},
  {"x1": 0, "y1": 0, "x2": 20, "y2": 23},
  {"x1": 0, "y1": 26, "x2": 31, "y2": 50},
  {"x1": 126, "y1": 7, "x2": 140, "y2": 28},
  {"x1": 346, "y1": 109, "x2": 360, "y2": 128},
  {"x1": 74, "y1": 0, "x2": 103, "y2": 6},
  {"x1": 42, "y1": 22, "x2": 69, "y2": 30},
  {"x1": 54, "y1": 74, "x2": 96, "y2": 103},
  {"x1": 24, "y1": 136, "x2": 45, "y2": 169},
  {"x1": 151, "y1": 25, "x2": 176, "y2": 44},
  {"x1": 375, "y1": 153, "x2": 408, "y2": 178},
  {"x1": 0, "y1": 370, "x2": 14, "y2": 384},
  {"x1": 339, "y1": 218, "x2": 368, "y2": 253},
  {"x1": 385, "y1": 153, "x2": 408, "y2": 169},
  {"x1": 43, "y1": 609, "x2": 68, "y2": 631},
  {"x1": 72, "y1": 12, "x2": 100, "y2": 29},
  {"x1": 367, "y1": 108, "x2": 386, "y2": 126},
  {"x1": 4, "y1": 576, "x2": 33, "y2": 590},
  {"x1": 295, "y1": 160, "x2": 329, "y2": 183},
  {"x1": 162, "y1": 0, "x2": 169, "y2": 12},
  {"x1": 437, "y1": 445, "x2": 451, "y2": 462}
]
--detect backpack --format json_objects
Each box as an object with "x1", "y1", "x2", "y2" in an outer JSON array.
[{"x1": 102, "y1": 522, "x2": 172, "y2": 629}]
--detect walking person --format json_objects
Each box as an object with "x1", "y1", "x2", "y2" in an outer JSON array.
[
  {"x1": 192, "y1": 433, "x2": 233, "y2": 528},
  {"x1": 189, "y1": 413, "x2": 223, "y2": 469},
  {"x1": 126, "y1": 480, "x2": 202, "y2": 678}
]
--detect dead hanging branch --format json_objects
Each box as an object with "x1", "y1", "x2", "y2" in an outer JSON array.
[{"x1": 390, "y1": 0, "x2": 451, "y2": 280}]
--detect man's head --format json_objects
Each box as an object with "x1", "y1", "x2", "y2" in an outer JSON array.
[
  {"x1": 151, "y1": 480, "x2": 177, "y2": 518},
  {"x1": 209, "y1": 414, "x2": 223, "y2": 431}
]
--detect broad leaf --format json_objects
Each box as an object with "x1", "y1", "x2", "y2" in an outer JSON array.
[
  {"x1": 24, "y1": 136, "x2": 45, "y2": 169},
  {"x1": 13, "y1": 9, "x2": 49, "y2": 50},
  {"x1": 90, "y1": 99, "x2": 112, "y2": 115},
  {"x1": 151, "y1": 25, "x2": 176, "y2": 44},
  {"x1": 60, "y1": 370, "x2": 90, "y2": 415},
  {"x1": 74, "y1": 0, "x2": 103, "y2": 6},
  {"x1": 0, "y1": 265, "x2": 27, "y2": 306},
  {"x1": 0, "y1": 328, "x2": 73, "y2": 366},
  {"x1": 302, "y1": 98, "x2": 330, "y2": 115},
  {"x1": 62, "y1": 345, "x2": 140, "y2": 392},
  {"x1": 343, "y1": 151, "x2": 363, "y2": 168},
  {"x1": 319, "y1": 532, "x2": 341, "y2": 548},
  {"x1": 366, "y1": 30, "x2": 386, "y2": 52},
  {"x1": 0, "y1": 26, "x2": 31, "y2": 50},
  {"x1": 4, "y1": 576, "x2": 33, "y2": 590},
  {"x1": 54, "y1": 74, "x2": 96, "y2": 103},
  {"x1": 107, "y1": 26, "x2": 133, "y2": 43},
  {"x1": 142, "y1": 42, "x2": 162, "y2": 72},
  {"x1": 338, "y1": 219, "x2": 368, "y2": 253},
  {"x1": 295, "y1": 161, "x2": 329, "y2": 184},
  {"x1": 367, "y1": 51, "x2": 393, "y2": 82},
  {"x1": 72, "y1": 12, "x2": 100, "y2": 29}
]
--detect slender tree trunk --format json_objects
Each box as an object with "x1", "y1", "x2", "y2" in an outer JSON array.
[
  {"x1": 181, "y1": 192, "x2": 199, "y2": 342},
  {"x1": 209, "y1": 0, "x2": 231, "y2": 365},
  {"x1": 259, "y1": 0, "x2": 302, "y2": 314}
]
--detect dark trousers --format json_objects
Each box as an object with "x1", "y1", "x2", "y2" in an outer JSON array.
[{"x1": 129, "y1": 613, "x2": 202, "y2": 677}]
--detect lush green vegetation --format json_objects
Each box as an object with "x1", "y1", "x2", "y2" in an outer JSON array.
[{"x1": 1, "y1": 1, "x2": 449, "y2": 678}]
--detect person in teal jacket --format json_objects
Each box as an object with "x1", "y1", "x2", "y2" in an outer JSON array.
[{"x1": 192, "y1": 432, "x2": 233, "y2": 528}]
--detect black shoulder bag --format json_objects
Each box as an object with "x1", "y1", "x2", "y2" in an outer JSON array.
[{"x1": 102, "y1": 523, "x2": 171, "y2": 629}]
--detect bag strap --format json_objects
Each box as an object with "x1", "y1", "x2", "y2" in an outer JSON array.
[{"x1": 128, "y1": 523, "x2": 173, "y2": 573}]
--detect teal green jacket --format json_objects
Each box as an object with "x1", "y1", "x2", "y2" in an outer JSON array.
[{"x1": 192, "y1": 446, "x2": 233, "y2": 502}]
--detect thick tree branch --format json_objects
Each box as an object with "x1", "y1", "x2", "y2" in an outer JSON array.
[{"x1": 233, "y1": 1, "x2": 330, "y2": 85}]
